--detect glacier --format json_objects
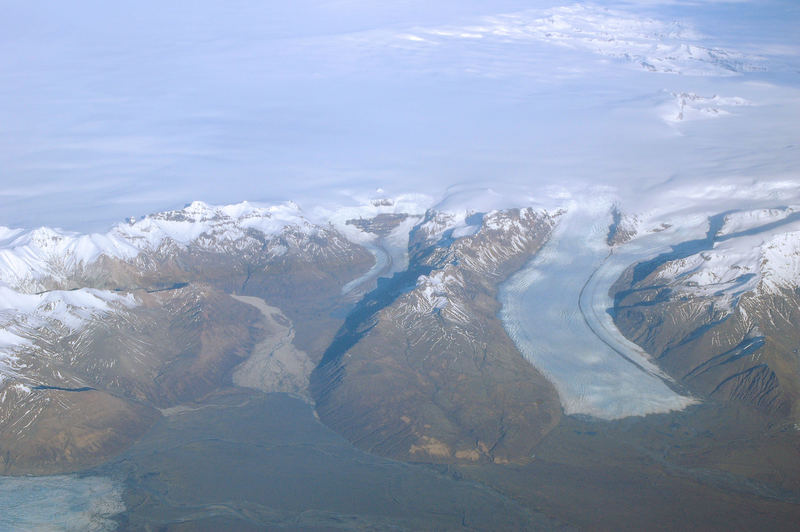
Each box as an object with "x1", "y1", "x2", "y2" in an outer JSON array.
[
  {"x1": 0, "y1": 474, "x2": 124, "y2": 532},
  {"x1": 499, "y1": 198, "x2": 697, "y2": 419},
  {"x1": 0, "y1": 0, "x2": 798, "y2": 528}
]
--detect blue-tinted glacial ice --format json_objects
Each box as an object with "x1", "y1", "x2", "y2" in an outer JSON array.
[
  {"x1": 499, "y1": 201, "x2": 696, "y2": 419},
  {"x1": 0, "y1": 474, "x2": 123, "y2": 531}
]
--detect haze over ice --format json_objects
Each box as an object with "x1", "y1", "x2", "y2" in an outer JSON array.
[{"x1": 1, "y1": 0, "x2": 798, "y2": 230}]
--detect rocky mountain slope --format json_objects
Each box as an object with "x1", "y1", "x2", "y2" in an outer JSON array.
[
  {"x1": 312, "y1": 207, "x2": 563, "y2": 464},
  {"x1": 611, "y1": 207, "x2": 800, "y2": 420},
  {"x1": 0, "y1": 201, "x2": 373, "y2": 473},
  {"x1": 2, "y1": 195, "x2": 799, "y2": 478}
]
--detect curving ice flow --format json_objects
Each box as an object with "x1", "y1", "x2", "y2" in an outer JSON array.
[
  {"x1": 499, "y1": 202, "x2": 696, "y2": 420},
  {"x1": 341, "y1": 242, "x2": 391, "y2": 296},
  {"x1": 339, "y1": 214, "x2": 422, "y2": 296},
  {"x1": 322, "y1": 194, "x2": 429, "y2": 296},
  {"x1": 578, "y1": 212, "x2": 713, "y2": 387}
]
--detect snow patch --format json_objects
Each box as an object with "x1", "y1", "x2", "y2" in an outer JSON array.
[{"x1": 416, "y1": 268, "x2": 463, "y2": 312}]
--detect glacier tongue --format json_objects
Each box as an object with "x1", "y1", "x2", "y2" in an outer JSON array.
[
  {"x1": 499, "y1": 201, "x2": 697, "y2": 419},
  {"x1": 3, "y1": 192, "x2": 798, "y2": 416}
]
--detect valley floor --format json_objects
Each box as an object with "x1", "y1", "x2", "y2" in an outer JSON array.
[
  {"x1": 0, "y1": 373, "x2": 797, "y2": 529},
  {"x1": 103, "y1": 391, "x2": 800, "y2": 530}
]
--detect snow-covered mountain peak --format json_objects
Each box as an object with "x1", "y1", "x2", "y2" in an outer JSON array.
[
  {"x1": 759, "y1": 230, "x2": 800, "y2": 294},
  {"x1": 644, "y1": 211, "x2": 800, "y2": 310},
  {"x1": 113, "y1": 200, "x2": 313, "y2": 248},
  {"x1": 13, "y1": 227, "x2": 72, "y2": 251},
  {"x1": 0, "y1": 200, "x2": 332, "y2": 293},
  {"x1": 140, "y1": 200, "x2": 302, "y2": 232},
  {"x1": 147, "y1": 199, "x2": 303, "y2": 224},
  {"x1": 414, "y1": 209, "x2": 479, "y2": 247},
  {"x1": 482, "y1": 207, "x2": 552, "y2": 233},
  {"x1": 0, "y1": 227, "x2": 139, "y2": 292},
  {"x1": 0, "y1": 199, "x2": 376, "y2": 386},
  {"x1": 407, "y1": 189, "x2": 508, "y2": 247},
  {"x1": 718, "y1": 207, "x2": 797, "y2": 237},
  {"x1": 179, "y1": 200, "x2": 218, "y2": 220}
]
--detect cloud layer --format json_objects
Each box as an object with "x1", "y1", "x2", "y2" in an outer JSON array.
[{"x1": 0, "y1": 1, "x2": 798, "y2": 231}]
